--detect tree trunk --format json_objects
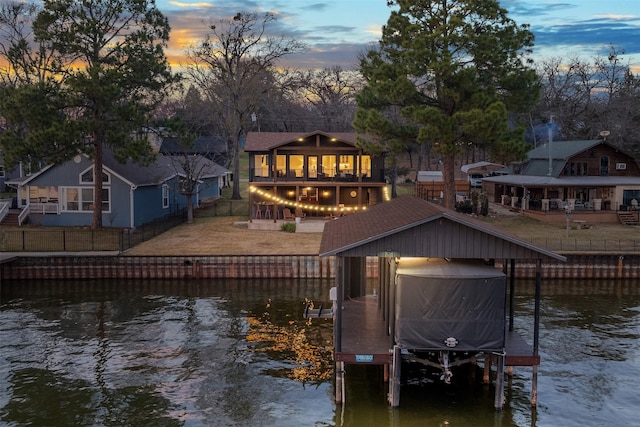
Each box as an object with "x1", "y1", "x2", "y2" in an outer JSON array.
[
  {"x1": 92, "y1": 139, "x2": 103, "y2": 229},
  {"x1": 441, "y1": 152, "x2": 456, "y2": 210},
  {"x1": 186, "y1": 193, "x2": 194, "y2": 223},
  {"x1": 390, "y1": 163, "x2": 398, "y2": 199},
  {"x1": 231, "y1": 134, "x2": 241, "y2": 200}
]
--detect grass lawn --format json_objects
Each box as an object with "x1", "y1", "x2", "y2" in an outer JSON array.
[{"x1": 124, "y1": 200, "x2": 640, "y2": 256}]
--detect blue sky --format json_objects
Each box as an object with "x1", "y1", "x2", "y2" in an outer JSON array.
[{"x1": 156, "y1": 0, "x2": 640, "y2": 72}]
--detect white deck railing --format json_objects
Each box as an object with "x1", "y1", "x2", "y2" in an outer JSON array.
[
  {"x1": 18, "y1": 205, "x2": 30, "y2": 226},
  {"x1": 0, "y1": 201, "x2": 9, "y2": 223},
  {"x1": 29, "y1": 202, "x2": 60, "y2": 214}
]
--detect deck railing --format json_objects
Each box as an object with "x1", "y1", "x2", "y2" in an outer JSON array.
[{"x1": 0, "y1": 201, "x2": 9, "y2": 223}]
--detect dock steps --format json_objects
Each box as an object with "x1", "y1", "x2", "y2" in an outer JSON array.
[
  {"x1": 618, "y1": 211, "x2": 639, "y2": 225},
  {"x1": 303, "y1": 303, "x2": 333, "y2": 319}
]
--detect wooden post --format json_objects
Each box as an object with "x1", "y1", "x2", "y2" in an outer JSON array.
[
  {"x1": 617, "y1": 256, "x2": 624, "y2": 278},
  {"x1": 531, "y1": 365, "x2": 538, "y2": 406},
  {"x1": 532, "y1": 259, "x2": 542, "y2": 407},
  {"x1": 483, "y1": 354, "x2": 491, "y2": 384},
  {"x1": 494, "y1": 354, "x2": 505, "y2": 410},
  {"x1": 389, "y1": 258, "x2": 397, "y2": 347},
  {"x1": 509, "y1": 259, "x2": 516, "y2": 331},
  {"x1": 389, "y1": 345, "x2": 401, "y2": 407},
  {"x1": 335, "y1": 361, "x2": 345, "y2": 403}
]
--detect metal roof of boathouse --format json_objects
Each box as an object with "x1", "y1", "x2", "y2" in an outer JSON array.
[{"x1": 319, "y1": 195, "x2": 566, "y2": 261}]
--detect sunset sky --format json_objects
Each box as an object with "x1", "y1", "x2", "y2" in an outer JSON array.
[{"x1": 154, "y1": 0, "x2": 640, "y2": 72}]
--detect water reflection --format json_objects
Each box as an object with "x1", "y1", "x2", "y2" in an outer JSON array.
[{"x1": 1, "y1": 278, "x2": 639, "y2": 426}]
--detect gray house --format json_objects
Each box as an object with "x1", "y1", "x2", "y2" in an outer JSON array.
[{"x1": 4, "y1": 151, "x2": 229, "y2": 228}]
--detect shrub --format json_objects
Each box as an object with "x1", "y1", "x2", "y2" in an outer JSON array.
[
  {"x1": 281, "y1": 222, "x2": 296, "y2": 233},
  {"x1": 455, "y1": 200, "x2": 473, "y2": 214}
]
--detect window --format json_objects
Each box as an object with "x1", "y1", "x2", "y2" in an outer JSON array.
[
  {"x1": 61, "y1": 187, "x2": 110, "y2": 212},
  {"x1": 623, "y1": 190, "x2": 640, "y2": 207},
  {"x1": 255, "y1": 154, "x2": 270, "y2": 177},
  {"x1": 307, "y1": 156, "x2": 318, "y2": 179},
  {"x1": 321, "y1": 155, "x2": 336, "y2": 177},
  {"x1": 600, "y1": 156, "x2": 609, "y2": 176},
  {"x1": 338, "y1": 155, "x2": 354, "y2": 175},
  {"x1": 0, "y1": 164, "x2": 4, "y2": 178},
  {"x1": 276, "y1": 155, "x2": 287, "y2": 177},
  {"x1": 289, "y1": 155, "x2": 304, "y2": 177},
  {"x1": 80, "y1": 168, "x2": 110, "y2": 183},
  {"x1": 358, "y1": 155, "x2": 371, "y2": 177},
  {"x1": 162, "y1": 184, "x2": 169, "y2": 208}
]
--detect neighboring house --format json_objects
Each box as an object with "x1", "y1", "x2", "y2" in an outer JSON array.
[
  {"x1": 482, "y1": 139, "x2": 640, "y2": 220},
  {"x1": 160, "y1": 135, "x2": 231, "y2": 188},
  {"x1": 160, "y1": 135, "x2": 228, "y2": 162},
  {"x1": 5, "y1": 151, "x2": 229, "y2": 228},
  {"x1": 244, "y1": 130, "x2": 387, "y2": 218}
]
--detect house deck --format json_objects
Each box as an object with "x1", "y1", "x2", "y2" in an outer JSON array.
[{"x1": 335, "y1": 295, "x2": 539, "y2": 367}]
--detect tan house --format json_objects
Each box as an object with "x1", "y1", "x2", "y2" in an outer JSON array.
[
  {"x1": 482, "y1": 139, "x2": 640, "y2": 224},
  {"x1": 244, "y1": 131, "x2": 387, "y2": 220}
]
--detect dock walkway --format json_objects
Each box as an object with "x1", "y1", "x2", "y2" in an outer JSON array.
[{"x1": 335, "y1": 295, "x2": 539, "y2": 367}]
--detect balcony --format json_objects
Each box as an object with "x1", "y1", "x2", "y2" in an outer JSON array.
[{"x1": 251, "y1": 167, "x2": 385, "y2": 183}]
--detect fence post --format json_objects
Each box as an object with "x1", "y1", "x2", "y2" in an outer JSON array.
[{"x1": 63, "y1": 230, "x2": 66, "y2": 251}]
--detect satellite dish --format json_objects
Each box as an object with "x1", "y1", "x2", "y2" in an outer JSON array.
[{"x1": 600, "y1": 130, "x2": 610, "y2": 139}]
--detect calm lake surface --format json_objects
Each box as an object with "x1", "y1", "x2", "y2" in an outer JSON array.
[{"x1": 1, "y1": 278, "x2": 638, "y2": 426}]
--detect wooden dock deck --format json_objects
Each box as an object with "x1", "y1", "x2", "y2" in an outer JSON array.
[
  {"x1": 335, "y1": 295, "x2": 391, "y2": 364},
  {"x1": 335, "y1": 295, "x2": 539, "y2": 367}
]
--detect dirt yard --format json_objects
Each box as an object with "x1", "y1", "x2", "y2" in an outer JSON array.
[
  {"x1": 124, "y1": 206, "x2": 639, "y2": 256},
  {"x1": 125, "y1": 216, "x2": 323, "y2": 256}
]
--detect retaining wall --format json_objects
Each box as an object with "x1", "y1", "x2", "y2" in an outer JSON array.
[{"x1": 1, "y1": 254, "x2": 639, "y2": 281}]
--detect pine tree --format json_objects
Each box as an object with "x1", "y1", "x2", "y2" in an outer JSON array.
[{"x1": 355, "y1": 0, "x2": 538, "y2": 208}]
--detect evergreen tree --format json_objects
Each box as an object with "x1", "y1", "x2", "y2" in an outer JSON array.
[
  {"x1": 355, "y1": 0, "x2": 538, "y2": 208},
  {"x1": 0, "y1": 0, "x2": 177, "y2": 228}
]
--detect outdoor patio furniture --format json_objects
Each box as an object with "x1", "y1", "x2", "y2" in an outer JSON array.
[{"x1": 283, "y1": 208, "x2": 295, "y2": 220}]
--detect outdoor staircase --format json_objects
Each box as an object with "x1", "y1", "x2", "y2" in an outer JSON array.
[
  {"x1": 0, "y1": 209, "x2": 21, "y2": 226},
  {"x1": 617, "y1": 211, "x2": 639, "y2": 226}
]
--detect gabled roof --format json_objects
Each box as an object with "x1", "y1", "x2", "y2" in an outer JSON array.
[
  {"x1": 521, "y1": 139, "x2": 638, "y2": 177},
  {"x1": 526, "y1": 139, "x2": 602, "y2": 160},
  {"x1": 244, "y1": 130, "x2": 359, "y2": 151},
  {"x1": 105, "y1": 151, "x2": 230, "y2": 187},
  {"x1": 319, "y1": 196, "x2": 565, "y2": 261},
  {"x1": 7, "y1": 151, "x2": 229, "y2": 188}
]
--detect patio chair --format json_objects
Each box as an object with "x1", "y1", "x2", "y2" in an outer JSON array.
[
  {"x1": 283, "y1": 208, "x2": 295, "y2": 220},
  {"x1": 295, "y1": 207, "x2": 306, "y2": 220}
]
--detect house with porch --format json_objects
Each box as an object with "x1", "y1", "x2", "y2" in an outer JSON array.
[
  {"x1": 244, "y1": 130, "x2": 387, "y2": 220},
  {"x1": 1, "y1": 151, "x2": 228, "y2": 228},
  {"x1": 481, "y1": 139, "x2": 640, "y2": 224}
]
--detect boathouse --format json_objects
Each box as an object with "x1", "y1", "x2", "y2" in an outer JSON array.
[{"x1": 318, "y1": 195, "x2": 566, "y2": 409}]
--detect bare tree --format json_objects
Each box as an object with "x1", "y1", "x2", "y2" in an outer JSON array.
[
  {"x1": 184, "y1": 11, "x2": 306, "y2": 199},
  {"x1": 302, "y1": 66, "x2": 363, "y2": 131},
  {"x1": 533, "y1": 47, "x2": 637, "y2": 147}
]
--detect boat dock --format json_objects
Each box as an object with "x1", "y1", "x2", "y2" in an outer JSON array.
[{"x1": 335, "y1": 295, "x2": 539, "y2": 367}]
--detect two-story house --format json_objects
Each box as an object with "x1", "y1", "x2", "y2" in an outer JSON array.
[
  {"x1": 481, "y1": 139, "x2": 640, "y2": 223},
  {"x1": 244, "y1": 131, "x2": 387, "y2": 219}
]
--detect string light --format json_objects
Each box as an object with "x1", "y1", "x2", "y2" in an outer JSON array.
[{"x1": 250, "y1": 186, "x2": 367, "y2": 212}]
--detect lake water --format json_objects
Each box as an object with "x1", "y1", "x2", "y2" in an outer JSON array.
[{"x1": 1, "y1": 278, "x2": 638, "y2": 426}]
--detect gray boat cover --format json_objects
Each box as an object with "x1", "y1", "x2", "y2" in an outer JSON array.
[{"x1": 395, "y1": 258, "x2": 506, "y2": 352}]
